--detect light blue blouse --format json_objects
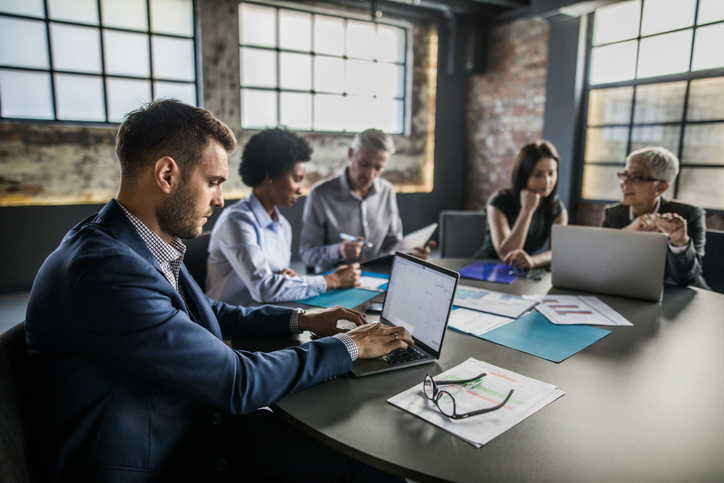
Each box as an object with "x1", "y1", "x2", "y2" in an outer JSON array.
[{"x1": 206, "y1": 192, "x2": 327, "y2": 305}]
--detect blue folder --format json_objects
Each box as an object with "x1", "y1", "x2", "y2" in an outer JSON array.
[
  {"x1": 296, "y1": 288, "x2": 381, "y2": 309},
  {"x1": 458, "y1": 261, "x2": 517, "y2": 284},
  {"x1": 481, "y1": 311, "x2": 610, "y2": 363}
]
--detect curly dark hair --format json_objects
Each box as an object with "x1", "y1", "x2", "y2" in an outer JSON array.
[{"x1": 239, "y1": 128, "x2": 313, "y2": 187}]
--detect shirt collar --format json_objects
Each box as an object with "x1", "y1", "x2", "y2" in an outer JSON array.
[
  {"x1": 247, "y1": 191, "x2": 279, "y2": 228},
  {"x1": 115, "y1": 199, "x2": 186, "y2": 266},
  {"x1": 629, "y1": 196, "x2": 661, "y2": 222}
]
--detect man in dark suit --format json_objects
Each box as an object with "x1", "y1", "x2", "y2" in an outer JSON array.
[
  {"x1": 25, "y1": 100, "x2": 411, "y2": 482},
  {"x1": 602, "y1": 147, "x2": 707, "y2": 288}
]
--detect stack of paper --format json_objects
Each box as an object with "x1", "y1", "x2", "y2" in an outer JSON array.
[
  {"x1": 448, "y1": 308, "x2": 514, "y2": 336},
  {"x1": 453, "y1": 285, "x2": 538, "y2": 319},
  {"x1": 388, "y1": 358, "x2": 564, "y2": 447}
]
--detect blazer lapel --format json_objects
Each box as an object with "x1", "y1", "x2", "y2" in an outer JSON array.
[{"x1": 179, "y1": 267, "x2": 222, "y2": 339}]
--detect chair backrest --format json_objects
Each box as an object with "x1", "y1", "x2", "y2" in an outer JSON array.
[
  {"x1": 703, "y1": 229, "x2": 724, "y2": 294},
  {"x1": 183, "y1": 231, "x2": 211, "y2": 292},
  {"x1": 0, "y1": 322, "x2": 47, "y2": 483},
  {"x1": 438, "y1": 210, "x2": 487, "y2": 258}
]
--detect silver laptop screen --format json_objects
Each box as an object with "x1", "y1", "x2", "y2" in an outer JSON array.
[{"x1": 382, "y1": 256, "x2": 457, "y2": 352}]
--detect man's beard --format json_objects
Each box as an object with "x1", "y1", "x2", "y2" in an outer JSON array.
[{"x1": 156, "y1": 181, "x2": 205, "y2": 240}]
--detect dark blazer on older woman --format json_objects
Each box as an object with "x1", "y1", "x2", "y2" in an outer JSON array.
[{"x1": 602, "y1": 196, "x2": 707, "y2": 288}]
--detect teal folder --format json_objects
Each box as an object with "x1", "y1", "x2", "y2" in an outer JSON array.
[
  {"x1": 481, "y1": 311, "x2": 610, "y2": 363},
  {"x1": 296, "y1": 288, "x2": 380, "y2": 309}
]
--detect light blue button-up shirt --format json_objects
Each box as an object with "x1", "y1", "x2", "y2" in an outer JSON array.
[{"x1": 206, "y1": 192, "x2": 327, "y2": 305}]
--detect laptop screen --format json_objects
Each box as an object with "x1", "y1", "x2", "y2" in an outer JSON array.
[{"x1": 381, "y1": 254, "x2": 457, "y2": 352}]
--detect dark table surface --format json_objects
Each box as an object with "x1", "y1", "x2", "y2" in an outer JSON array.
[{"x1": 243, "y1": 258, "x2": 724, "y2": 483}]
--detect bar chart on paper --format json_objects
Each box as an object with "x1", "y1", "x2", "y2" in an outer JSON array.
[
  {"x1": 535, "y1": 295, "x2": 632, "y2": 326},
  {"x1": 453, "y1": 285, "x2": 537, "y2": 319}
]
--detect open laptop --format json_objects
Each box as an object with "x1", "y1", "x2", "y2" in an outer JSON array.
[
  {"x1": 551, "y1": 225, "x2": 668, "y2": 302},
  {"x1": 351, "y1": 251, "x2": 459, "y2": 377}
]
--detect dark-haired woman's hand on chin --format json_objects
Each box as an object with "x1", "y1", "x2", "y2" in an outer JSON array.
[
  {"x1": 520, "y1": 189, "x2": 542, "y2": 213},
  {"x1": 504, "y1": 248, "x2": 534, "y2": 270}
]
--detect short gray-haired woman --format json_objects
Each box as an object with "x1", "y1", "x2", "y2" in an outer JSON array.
[{"x1": 602, "y1": 146, "x2": 707, "y2": 287}]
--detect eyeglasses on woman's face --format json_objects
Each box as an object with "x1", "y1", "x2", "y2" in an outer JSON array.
[
  {"x1": 616, "y1": 171, "x2": 664, "y2": 184},
  {"x1": 423, "y1": 372, "x2": 515, "y2": 420}
]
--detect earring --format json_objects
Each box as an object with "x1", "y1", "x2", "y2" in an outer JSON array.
[{"x1": 269, "y1": 178, "x2": 273, "y2": 184}]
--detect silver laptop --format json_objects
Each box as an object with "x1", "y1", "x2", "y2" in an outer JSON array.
[
  {"x1": 551, "y1": 225, "x2": 668, "y2": 302},
  {"x1": 351, "y1": 252, "x2": 459, "y2": 377}
]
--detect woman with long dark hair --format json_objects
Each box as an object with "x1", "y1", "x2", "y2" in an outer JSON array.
[{"x1": 474, "y1": 140, "x2": 568, "y2": 269}]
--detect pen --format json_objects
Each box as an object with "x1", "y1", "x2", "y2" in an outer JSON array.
[{"x1": 339, "y1": 232, "x2": 373, "y2": 248}]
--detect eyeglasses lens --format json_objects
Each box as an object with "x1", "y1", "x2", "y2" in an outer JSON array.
[
  {"x1": 436, "y1": 391, "x2": 456, "y2": 417},
  {"x1": 423, "y1": 376, "x2": 435, "y2": 399}
]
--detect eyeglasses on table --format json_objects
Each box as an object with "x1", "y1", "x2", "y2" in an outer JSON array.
[{"x1": 423, "y1": 372, "x2": 515, "y2": 420}]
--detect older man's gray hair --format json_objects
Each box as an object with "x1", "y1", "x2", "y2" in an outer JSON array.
[
  {"x1": 626, "y1": 146, "x2": 680, "y2": 183},
  {"x1": 350, "y1": 129, "x2": 396, "y2": 157}
]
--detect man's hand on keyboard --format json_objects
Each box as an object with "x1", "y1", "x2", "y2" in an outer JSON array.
[{"x1": 346, "y1": 322, "x2": 413, "y2": 359}]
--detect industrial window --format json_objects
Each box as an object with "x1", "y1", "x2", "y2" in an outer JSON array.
[
  {"x1": 0, "y1": 0, "x2": 198, "y2": 123},
  {"x1": 239, "y1": 2, "x2": 408, "y2": 134},
  {"x1": 580, "y1": 0, "x2": 724, "y2": 210}
]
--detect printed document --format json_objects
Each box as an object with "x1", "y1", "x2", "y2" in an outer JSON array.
[
  {"x1": 531, "y1": 295, "x2": 632, "y2": 326},
  {"x1": 388, "y1": 358, "x2": 564, "y2": 447},
  {"x1": 453, "y1": 285, "x2": 538, "y2": 318},
  {"x1": 448, "y1": 308, "x2": 515, "y2": 336}
]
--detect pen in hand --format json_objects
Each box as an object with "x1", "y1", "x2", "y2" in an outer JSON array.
[{"x1": 339, "y1": 233, "x2": 373, "y2": 248}]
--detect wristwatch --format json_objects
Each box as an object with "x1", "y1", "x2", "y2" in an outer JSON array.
[{"x1": 293, "y1": 308, "x2": 306, "y2": 316}]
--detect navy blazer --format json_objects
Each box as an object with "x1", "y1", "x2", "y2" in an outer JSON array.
[
  {"x1": 602, "y1": 197, "x2": 707, "y2": 287},
  {"x1": 25, "y1": 200, "x2": 352, "y2": 482}
]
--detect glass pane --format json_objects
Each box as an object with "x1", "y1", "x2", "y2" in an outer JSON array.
[
  {"x1": 0, "y1": 0, "x2": 44, "y2": 17},
  {"x1": 241, "y1": 88, "x2": 276, "y2": 128},
  {"x1": 593, "y1": 0, "x2": 641, "y2": 46},
  {"x1": 314, "y1": 93, "x2": 345, "y2": 131},
  {"x1": 641, "y1": 0, "x2": 695, "y2": 36},
  {"x1": 590, "y1": 41, "x2": 638, "y2": 85},
  {"x1": 375, "y1": 63, "x2": 404, "y2": 99},
  {"x1": 692, "y1": 23, "x2": 724, "y2": 71},
  {"x1": 633, "y1": 81, "x2": 686, "y2": 123},
  {"x1": 103, "y1": 30, "x2": 150, "y2": 77},
  {"x1": 106, "y1": 77, "x2": 151, "y2": 122},
  {"x1": 279, "y1": 10, "x2": 311, "y2": 52},
  {"x1": 373, "y1": 98, "x2": 403, "y2": 133},
  {"x1": 0, "y1": 18, "x2": 49, "y2": 69},
  {"x1": 346, "y1": 59, "x2": 376, "y2": 96},
  {"x1": 151, "y1": 36, "x2": 194, "y2": 81},
  {"x1": 682, "y1": 123, "x2": 724, "y2": 165},
  {"x1": 637, "y1": 30, "x2": 692, "y2": 79},
  {"x1": 48, "y1": 0, "x2": 98, "y2": 24},
  {"x1": 314, "y1": 15, "x2": 344, "y2": 56},
  {"x1": 581, "y1": 164, "x2": 622, "y2": 200},
  {"x1": 50, "y1": 23, "x2": 102, "y2": 74},
  {"x1": 150, "y1": 0, "x2": 193, "y2": 37},
  {"x1": 280, "y1": 91, "x2": 312, "y2": 130},
  {"x1": 154, "y1": 81, "x2": 196, "y2": 106},
  {"x1": 54, "y1": 73, "x2": 106, "y2": 121},
  {"x1": 101, "y1": 0, "x2": 148, "y2": 31},
  {"x1": 375, "y1": 25, "x2": 405, "y2": 63},
  {"x1": 687, "y1": 78, "x2": 724, "y2": 121},
  {"x1": 678, "y1": 168, "x2": 724, "y2": 209},
  {"x1": 0, "y1": 69, "x2": 53, "y2": 119},
  {"x1": 279, "y1": 52, "x2": 311, "y2": 91},
  {"x1": 239, "y1": 3, "x2": 276, "y2": 48},
  {"x1": 588, "y1": 87, "x2": 633, "y2": 126},
  {"x1": 240, "y1": 47, "x2": 276, "y2": 88},
  {"x1": 314, "y1": 56, "x2": 344, "y2": 94},
  {"x1": 584, "y1": 127, "x2": 629, "y2": 163},
  {"x1": 630, "y1": 125, "x2": 680, "y2": 154},
  {"x1": 347, "y1": 20, "x2": 376, "y2": 60},
  {"x1": 698, "y1": 0, "x2": 724, "y2": 24},
  {"x1": 345, "y1": 96, "x2": 402, "y2": 133}
]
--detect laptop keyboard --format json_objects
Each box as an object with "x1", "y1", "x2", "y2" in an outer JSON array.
[{"x1": 382, "y1": 346, "x2": 429, "y2": 365}]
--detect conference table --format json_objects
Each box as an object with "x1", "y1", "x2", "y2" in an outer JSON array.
[{"x1": 243, "y1": 258, "x2": 724, "y2": 482}]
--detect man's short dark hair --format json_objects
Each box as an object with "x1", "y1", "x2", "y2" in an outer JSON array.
[
  {"x1": 116, "y1": 99, "x2": 237, "y2": 182},
  {"x1": 239, "y1": 128, "x2": 312, "y2": 187}
]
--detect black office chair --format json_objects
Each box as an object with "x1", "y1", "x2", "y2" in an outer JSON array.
[
  {"x1": 183, "y1": 231, "x2": 211, "y2": 292},
  {"x1": 0, "y1": 322, "x2": 49, "y2": 483},
  {"x1": 438, "y1": 210, "x2": 487, "y2": 258},
  {"x1": 703, "y1": 229, "x2": 724, "y2": 294}
]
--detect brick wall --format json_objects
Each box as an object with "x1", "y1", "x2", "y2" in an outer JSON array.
[{"x1": 466, "y1": 18, "x2": 550, "y2": 210}]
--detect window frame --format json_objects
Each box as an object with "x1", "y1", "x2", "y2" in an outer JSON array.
[
  {"x1": 578, "y1": 0, "x2": 724, "y2": 211},
  {"x1": 0, "y1": 0, "x2": 201, "y2": 125},
  {"x1": 238, "y1": 0, "x2": 413, "y2": 135}
]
